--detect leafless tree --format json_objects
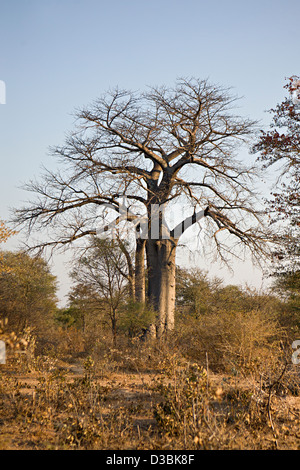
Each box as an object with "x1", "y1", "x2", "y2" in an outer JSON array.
[
  {"x1": 71, "y1": 237, "x2": 129, "y2": 347},
  {"x1": 13, "y1": 77, "x2": 271, "y2": 339}
]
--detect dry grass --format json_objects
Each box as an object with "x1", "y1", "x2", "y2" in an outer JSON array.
[{"x1": 0, "y1": 330, "x2": 299, "y2": 450}]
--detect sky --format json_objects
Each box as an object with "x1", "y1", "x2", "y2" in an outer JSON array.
[{"x1": 0, "y1": 0, "x2": 299, "y2": 305}]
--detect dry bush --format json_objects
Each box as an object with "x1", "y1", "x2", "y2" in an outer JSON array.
[
  {"x1": 152, "y1": 354, "x2": 271, "y2": 450},
  {"x1": 0, "y1": 327, "x2": 299, "y2": 450},
  {"x1": 0, "y1": 318, "x2": 37, "y2": 371},
  {"x1": 174, "y1": 309, "x2": 282, "y2": 376},
  {"x1": 35, "y1": 325, "x2": 86, "y2": 359}
]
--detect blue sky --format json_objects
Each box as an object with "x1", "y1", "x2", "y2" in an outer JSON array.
[{"x1": 0, "y1": 0, "x2": 299, "y2": 303}]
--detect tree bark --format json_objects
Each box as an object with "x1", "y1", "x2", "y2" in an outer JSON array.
[
  {"x1": 111, "y1": 312, "x2": 117, "y2": 348},
  {"x1": 135, "y1": 238, "x2": 146, "y2": 303},
  {"x1": 147, "y1": 237, "x2": 177, "y2": 339}
]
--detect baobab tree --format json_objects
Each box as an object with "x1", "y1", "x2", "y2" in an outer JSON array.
[{"x1": 13, "y1": 78, "x2": 270, "y2": 338}]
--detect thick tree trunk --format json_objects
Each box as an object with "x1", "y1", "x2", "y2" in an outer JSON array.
[
  {"x1": 135, "y1": 238, "x2": 146, "y2": 303},
  {"x1": 146, "y1": 237, "x2": 177, "y2": 339},
  {"x1": 128, "y1": 275, "x2": 135, "y2": 301}
]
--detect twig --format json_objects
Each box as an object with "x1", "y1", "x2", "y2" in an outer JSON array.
[
  {"x1": 206, "y1": 352, "x2": 209, "y2": 394},
  {"x1": 266, "y1": 361, "x2": 288, "y2": 449}
]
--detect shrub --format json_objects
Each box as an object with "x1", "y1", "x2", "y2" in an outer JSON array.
[
  {"x1": 175, "y1": 308, "x2": 282, "y2": 375},
  {"x1": 118, "y1": 301, "x2": 156, "y2": 339}
]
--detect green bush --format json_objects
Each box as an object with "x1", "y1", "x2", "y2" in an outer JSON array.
[{"x1": 118, "y1": 301, "x2": 156, "y2": 338}]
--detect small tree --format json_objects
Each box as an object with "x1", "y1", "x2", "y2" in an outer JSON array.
[
  {"x1": 66, "y1": 283, "x2": 103, "y2": 332},
  {"x1": 176, "y1": 267, "x2": 222, "y2": 318},
  {"x1": 0, "y1": 251, "x2": 57, "y2": 334},
  {"x1": 71, "y1": 237, "x2": 130, "y2": 346},
  {"x1": 119, "y1": 300, "x2": 156, "y2": 339}
]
